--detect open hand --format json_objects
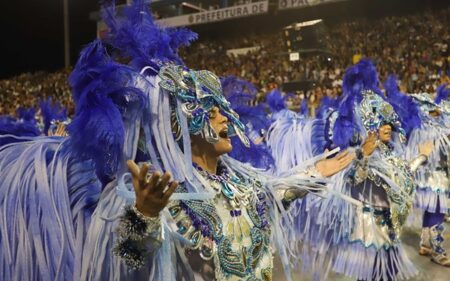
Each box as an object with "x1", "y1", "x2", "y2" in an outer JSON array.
[
  {"x1": 48, "y1": 122, "x2": 68, "y2": 137},
  {"x1": 419, "y1": 140, "x2": 434, "y2": 157},
  {"x1": 127, "y1": 160, "x2": 178, "y2": 217},
  {"x1": 315, "y1": 150, "x2": 355, "y2": 177}
]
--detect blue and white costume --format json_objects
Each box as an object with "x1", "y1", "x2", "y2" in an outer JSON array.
[{"x1": 0, "y1": 1, "x2": 334, "y2": 281}]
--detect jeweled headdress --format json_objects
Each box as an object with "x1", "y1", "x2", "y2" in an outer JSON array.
[
  {"x1": 332, "y1": 59, "x2": 409, "y2": 147},
  {"x1": 158, "y1": 64, "x2": 249, "y2": 146},
  {"x1": 358, "y1": 90, "x2": 406, "y2": 141}
]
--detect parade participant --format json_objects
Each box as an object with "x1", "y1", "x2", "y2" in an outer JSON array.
[
  {"x1": 280, "y1": 60, "x2": 432, "y2": 281},
  {"x1": 386, "y1": 80, "x2": 450, "y2": 267},
  {"x1": 0, "y1": 1, "x2": 354, "y2": 280}
]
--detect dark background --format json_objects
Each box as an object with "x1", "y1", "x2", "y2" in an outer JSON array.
[{"x1": 0, "y1": 0, "x2": 99, "y2": 79}]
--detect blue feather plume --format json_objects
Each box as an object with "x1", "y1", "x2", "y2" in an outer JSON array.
[
  {"x1": 435, "y1": 83, "x2": 449, "y2": 104},
  {"x1": 221, "y1": 76, "x2": 273, "y2": 169},
  {"x1": 229, "y1": 136, "x2": 274, "y2": 170},
  {"x1": 316, "y1": 96, "x2": 339, "y2": 119},
  {"x1": 68, "y1": 40, "x2": 146, "y2": 181},
  {"x1": 39, "y1": 98, "x2": 68, "y2": 135},
  {"x1": 299, "y1": 98, "x2": 308, "y2": 116},
  {"x1": 265, "y1": 89, "x2": 287, "y2": 113},
  {"x1": 16, "y1": 107, "x2": 36, "y2": 123},
  {"x1": 333, "y1": 59, "x2": 383, "y2": 148},
  {"x1": 0, "y1": 115, "x2": 41, "y2": 146},
  {"x1": 383, "y1": 74, "x2": 421, "y2": 136},
  {"x1": 221, "y1": 75, "x2": 257, "y2": 105},
  {"x1": 101, "y1": 0, "x2": 197, "y2": 71}
]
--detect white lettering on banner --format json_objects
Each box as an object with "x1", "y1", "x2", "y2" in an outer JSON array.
[
  {"x1": 278, "y1": 0, "x2": 336, "y2": 10},
  {"x1": 156, "y1": 1, "x2": 268, "y2": 27}
]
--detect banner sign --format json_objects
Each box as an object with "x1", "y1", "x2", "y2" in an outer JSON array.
[
  {"x1": 157, "y1": 1, "x2": 269, "y2": 27},
  {"x1": 278, "y1": 0, "x2": 339, "y2": 10},
  {"x1": 226, "y1": 46, "x2": 261, "y2": 57}
]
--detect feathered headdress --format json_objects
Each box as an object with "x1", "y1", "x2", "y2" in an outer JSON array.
[
  {"x1": 39, "y1": 98, "x2": 68, "y2": 135},
  {"x1": 265, "y1": 89, "x2": 287, "y2": 113},
  {"x1": 383, "y1": 75, "x2": 421, "y2": 137},
  {"x1": 16, "y1": 107, "x2": 36, "y2": 123},
  {"x1": 332, "y1": 59, "x2": 406, "y2": 147},
  {"x1": 158, "y1": 65, "x2": 249, "y2": 146},
  {"x1": 101, "y1": 0, "x2": 197, "y2": 71},
  {"x1": 68, "y1": 40, "x2": 147, "y2": 181}
]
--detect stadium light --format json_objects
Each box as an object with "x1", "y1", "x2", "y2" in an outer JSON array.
[{"x1": 181, "y1": 2, "x2": 207, "y2": 12}]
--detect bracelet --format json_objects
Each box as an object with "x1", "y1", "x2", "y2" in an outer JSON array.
[
  {"x1": 132, "y1": 205, "x2": 161, "y2": 225},
  {"x1": 116, "y1": 205, "x2": 161, "y2": 241},
  {"x1": 131, "y1": 205, "x2": 161, "y2": 236}
]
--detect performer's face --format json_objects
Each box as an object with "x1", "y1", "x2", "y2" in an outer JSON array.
[
  {"x1": 378, "y1": 124, "x2": 392, "y2": 143},
  {"x1": 191, "y1": 106, "x2": 233, "y2": 156}
]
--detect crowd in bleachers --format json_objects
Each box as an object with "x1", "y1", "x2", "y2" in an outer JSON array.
[
  {"x1": 0, "y1": 70, "x2": 73, "y2": 117},
  {"x1": 1, "y1": 7, "x2": 449, "y2": 116},
  {"x1": 182, "y1": 7, "x2": 450, "y2": 112}
]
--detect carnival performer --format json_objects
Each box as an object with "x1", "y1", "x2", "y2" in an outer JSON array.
[
  {"x1": 0, "y1": 1, "x2": 355, "y2": 281},
  {"x1": 271, "y1": 60, "x2": 433, "y2": 281},
  {"x1": 386, "y1": 78, "x2": 450, "y2": 267}
]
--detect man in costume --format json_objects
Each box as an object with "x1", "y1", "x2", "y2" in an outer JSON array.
[
  {"x1": 385, "y1": 78, "x2": 450, "y2": 267},
  {"x1": 0, "y1": 1, "x2": 355, "y2": 280},
  {"x1": 272, "y1": 60, "x2": 433, "y2": 281}
]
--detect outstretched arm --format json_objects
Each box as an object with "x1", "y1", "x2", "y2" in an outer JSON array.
[
  {"x1": 280, "y1": 149, "x2": 355, "y2": 207},
  {"x1": 113, "y1": 160, "x2": 178, "y2": 269},
  {"x1": 409, "y1": 140, "x2": 433, "y2": 172}
]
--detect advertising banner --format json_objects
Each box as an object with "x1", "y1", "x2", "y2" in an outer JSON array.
[{"x1": 157, "y1": 1, "x2": 269, "y2": 27}]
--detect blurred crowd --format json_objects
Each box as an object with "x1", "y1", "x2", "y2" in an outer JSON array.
[
  {"x1": 183, "y1": 7, "x2": 450, "y2": 113},
  {"x1": 1, "y1": 7, "x2": 449, "y2": 117},
  {"x1": 0, "y1": 70, "x2": 73, "y2": 117}
]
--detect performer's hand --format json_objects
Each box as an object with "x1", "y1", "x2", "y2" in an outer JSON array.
[
  {"x1": 127, "y1": 160, "x2": 178, "y2": 217},
  {"x1": 48, "y1": 122, "x2": 68, "y2": 137},
  {"x1": 362, "y1": 132, "x2": 378, "y2": 156},
  {"x1": 419, "y1": 140, "x2": 433, "y2": 157},
  {"x1": 315, "y1": 150, "x2": 355, "y2": 177}
]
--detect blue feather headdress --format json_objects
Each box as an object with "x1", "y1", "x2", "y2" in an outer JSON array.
[
  {"x1": 383, "y1": 75, "x2": 421, "y2": 137},
  {"x1": 69, "y1": 0, "x2": 253, "y2": 182},
  {"x1": 299, "y1": 98, "x2": 309, "y2": 117},
  {"x1": 316, "y1": 96, "x2": 340, "y2": 119},
  {"x1": 332, "y1": 59, "x2": 406, "y2": 148},
  {"x1": 435, "y1": 84, "x2": 449, "y2": 104},
  {"x1": 39, "y1": 98, "x2": 68, "y2": 135},
  {"x1": 101, "y1": 0, "x2": 197, "y2": 71},
  {"x1": 221, "y1": 75, "x2": 257, "y2": 105},
  {"x1": 410, "y1": 92, "x2": 440, "y2": 113},
  {"x1": 265, "y1": 89, "x2": 287, "y2": 114},
  {"x1": 68, "y1": 40, "x2": 147, "y2": 181},
  {"x1": 16, "y1": 107, "x2": 37, "y2": 124}
]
